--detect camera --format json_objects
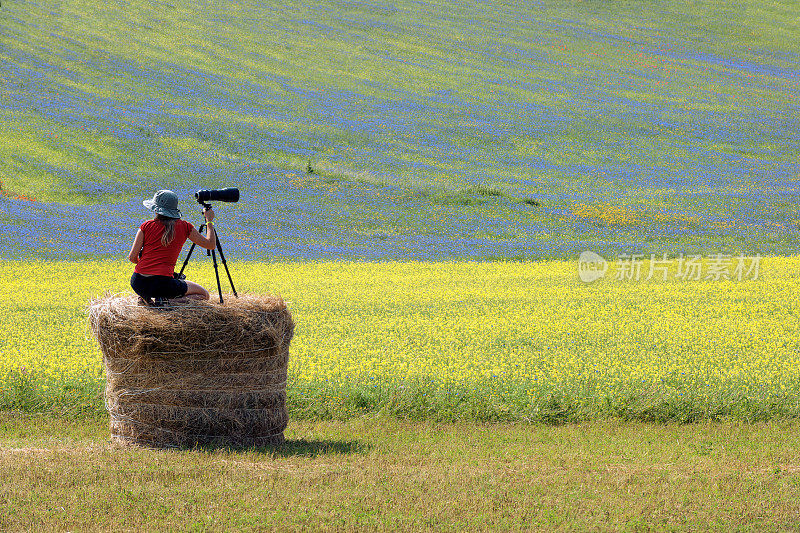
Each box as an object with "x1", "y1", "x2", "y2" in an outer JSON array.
[{"x1": 195, "y1": 187, "x2": 240, "y2": 204}]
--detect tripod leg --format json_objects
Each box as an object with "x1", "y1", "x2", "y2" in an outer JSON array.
[
  {"x1": 177, "y1": 224, "x2": 205, "y2": 278},
  {"x1": 214, "y1": 232, "x2": 238, "y2": 297},
  {"x1": 211, "y1": 249, "x2": 223, "y2": 304}
]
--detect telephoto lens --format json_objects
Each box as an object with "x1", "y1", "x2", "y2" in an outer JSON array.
[{"x1": 195, "y1": 188, "x2": 240, "y2": 203}]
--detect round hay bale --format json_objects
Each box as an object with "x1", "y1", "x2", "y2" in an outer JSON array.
[{"x1": 88, "y1": 294, "x2": 294, "y2": 449}]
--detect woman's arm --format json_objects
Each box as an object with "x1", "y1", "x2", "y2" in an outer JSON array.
[
  {"x1": 128, "y1": 229, "x2": 144, "y2": 263},
  {"x1": 187, "y1": 208, "x2": 216, "y2": 250}
]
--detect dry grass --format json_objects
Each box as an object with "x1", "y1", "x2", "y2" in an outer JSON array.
[
  {"x1": 88, "y1": 294, "x2": 294, "y2": 449},
  {"x1": 2, "y1": 414, "x2": 800, "y2": 531}
]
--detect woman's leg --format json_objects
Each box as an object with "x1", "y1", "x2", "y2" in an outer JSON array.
[
  {"x1": 183, "y1": 280, "x2": 210, "y2": 300},
  {"x1": 130, "y1": 273, "x2": 154, "y2": 304}
]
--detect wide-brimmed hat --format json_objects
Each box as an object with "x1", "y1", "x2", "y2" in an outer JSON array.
[{"x1": 143, "y1": 190, "x2": 182, "y2": 219}]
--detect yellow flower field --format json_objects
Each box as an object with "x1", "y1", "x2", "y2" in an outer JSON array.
[{"x1": 2, "y1": 258, "x2": 799, "y2": 421}]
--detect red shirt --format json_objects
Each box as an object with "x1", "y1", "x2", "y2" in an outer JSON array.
[{"x1": 134, "y1": 219, "x2": 195, "y2": 277}]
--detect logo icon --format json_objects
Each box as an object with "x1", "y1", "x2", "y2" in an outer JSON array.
[{"x1": 578, "y1": 251, "x2": 608, "y2": 283}]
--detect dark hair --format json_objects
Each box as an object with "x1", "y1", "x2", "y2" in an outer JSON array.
[{"x1": 155, "y1": 214, "x2": 177, "y2": 246}]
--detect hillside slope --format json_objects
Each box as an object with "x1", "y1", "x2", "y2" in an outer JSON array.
[{"x1": 1, "y1": 0, "x2": 799, "y2": 259}]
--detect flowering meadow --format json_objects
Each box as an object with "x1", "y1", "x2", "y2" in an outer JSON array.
[
  {"x1": 2, "y1": 0, "x2": 800, "y2": 261},
  {"x1": 2, "y1": 0, "x2": 800, "y2": 421},
  {"x1": 3, "y1": 258, "x2": 799, "y2": 422}
]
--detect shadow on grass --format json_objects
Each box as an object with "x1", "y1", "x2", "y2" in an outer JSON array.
[
  {"x1": 188, "y1": 438, "x2": 369, "y2": 457},
  {"x1": 269, "y1": 438, "x2": 369, "y2": 458}
]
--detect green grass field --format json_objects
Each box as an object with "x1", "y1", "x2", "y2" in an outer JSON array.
[{"x1": 3, "y1": 413, "x2": 800, "y2": 531}]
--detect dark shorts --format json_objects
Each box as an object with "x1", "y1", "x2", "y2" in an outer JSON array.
[{"x1": 130, "y1": 272, "x2": 188, "y2": 300}]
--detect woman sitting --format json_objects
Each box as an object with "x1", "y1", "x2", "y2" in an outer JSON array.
[{"x1": 128, "y1": 189, "x2": 216, "y2": 306}]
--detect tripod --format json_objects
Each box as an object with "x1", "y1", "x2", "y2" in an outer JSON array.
[{"x1": 176, "y1": 203, "x2": 238, "y2": 304}]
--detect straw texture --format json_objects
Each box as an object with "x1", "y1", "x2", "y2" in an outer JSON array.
[{"x1": 88, "y1": 294, "x2": 294, "y2": 448}]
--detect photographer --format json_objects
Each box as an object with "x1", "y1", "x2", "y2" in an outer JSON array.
[{"x1": 128, "y1": 190, "x2": 216, "y2": 306}]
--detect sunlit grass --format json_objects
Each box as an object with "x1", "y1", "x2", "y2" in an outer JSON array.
[{"x1": 3, "y1": 414, "x2": 800, "y2": 530}]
